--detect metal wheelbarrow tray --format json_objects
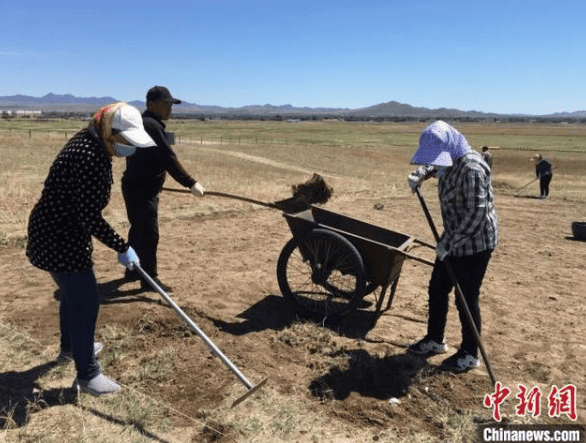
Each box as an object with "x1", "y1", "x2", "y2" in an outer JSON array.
[{"x1": 276, "y1": 205, "x2": 434, "y2": 325}]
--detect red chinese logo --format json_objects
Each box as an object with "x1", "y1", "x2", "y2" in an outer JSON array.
[
  {"x1": 484, "y1": 383, "x2": 577, "y2": 422},
  {"x1": 484, "y1": 382, "x2": 511, "y2": 422},
  {"x1": 516, "y1": 384, "x2": 542, "y2": 418},
  {"x1": 548, "y1": 385, "x2": 577, "y2": 421}
]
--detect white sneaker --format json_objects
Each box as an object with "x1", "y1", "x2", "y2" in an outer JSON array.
[
  {"x1": 407, "y1": 337, "x2": 448, "y2": 356},
  {"x1": 55, "y1": 342, "x2": 104, "y2": 365},
  {"x1": 73, "y1": 373, "x2": 120, "y2": 397}
]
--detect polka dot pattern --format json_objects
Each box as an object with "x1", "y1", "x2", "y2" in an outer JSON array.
[{"x1": 26, "y1": 129, "x2": 128, "y2": 272}]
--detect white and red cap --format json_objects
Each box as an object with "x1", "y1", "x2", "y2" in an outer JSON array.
[{"x1": 111, "y1": 105, "x2": 155, "y2": 148}]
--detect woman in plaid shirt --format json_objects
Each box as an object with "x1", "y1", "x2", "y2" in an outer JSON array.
[{"x1": 406, "y1": 121, "x2": 498, "y2": 373}]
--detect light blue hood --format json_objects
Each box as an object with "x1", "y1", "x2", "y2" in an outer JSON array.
[{"x1": 410, "y1": 120, "x2": 471, "y2": 167}]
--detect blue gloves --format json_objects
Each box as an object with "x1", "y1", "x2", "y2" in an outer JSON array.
[{"x1": 118, "y1": 246, "x2": 140, "y2": 269}]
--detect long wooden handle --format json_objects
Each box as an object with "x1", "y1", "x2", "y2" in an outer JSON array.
[{"x1": 162, "y1": 187, "x2": 279, "y2": 209}]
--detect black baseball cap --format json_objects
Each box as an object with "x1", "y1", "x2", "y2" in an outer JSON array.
[{"x1": 146, "y1": 86, "x2": 182, "y2": 104}]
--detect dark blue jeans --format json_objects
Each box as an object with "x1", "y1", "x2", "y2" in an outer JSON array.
[
  {"x1": 426, "y1": 250, "x2": 493, "y2": 358},
  {"x1": 51, "y1": 269, "x2": 101, "y2": 380}
]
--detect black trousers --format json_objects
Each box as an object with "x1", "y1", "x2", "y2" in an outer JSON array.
[
  {"x1": 122, "y1": 180, "x2": 160, "y2": 279},
  {"x1": 426, "y1": 250, "x2": 492, "y2": 358},
  {"x1": 540, "y1": 174, "x2": 552, "y2": 197}
]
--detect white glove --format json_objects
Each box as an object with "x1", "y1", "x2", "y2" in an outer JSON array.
[
  {"x1": 408, "y1": 173, "x2": 424, "y2": 193},
  {"x1": 190, "y1": 182, "x2": 205, "y2": 197},
  {"x1": 118, "y1": 246, "x2": 140, "y2": 270}
]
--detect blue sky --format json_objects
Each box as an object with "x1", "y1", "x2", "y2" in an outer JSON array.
[{"x1": 2, "y1": 0, "x2": 585, "y2": 115}]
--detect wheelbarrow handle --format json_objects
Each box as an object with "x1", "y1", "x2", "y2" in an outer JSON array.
[
  {"x1": 399, "y1": 249, "x2": 435, "y2": 267},
  {"x1": 414, "y1": 188, "x2": 497, "y2": 387}
]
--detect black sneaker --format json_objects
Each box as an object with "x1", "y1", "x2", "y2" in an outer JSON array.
[
  {"x1": 141, "y1": 277, "x2": 173, "y2": 294},
  {"x1": 407, "y1": 336, "x2": 448, "y2": 357},
  {"x1": 440, "y1": 350, "x2": 480, "y2": 373},
  {"x1": 124, "y1": 270, "x2": 141, "y2": 282}
]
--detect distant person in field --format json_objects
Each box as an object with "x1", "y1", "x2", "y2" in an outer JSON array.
[
  {"x1": 531, "y1": 154, "x2": 553, "y2": 199},
  {"x1": 26, "y1": 103, "x2": 155, "y2": 397},
  {"x1": 406, "y1": 120, "x2": 498, "y2": 373},
  {"x1": 121, "y1": 86, "x2": 205, "y2": 293},
  {"x1": 481, "y1": 146, "x2": 493, "y2": 169}
]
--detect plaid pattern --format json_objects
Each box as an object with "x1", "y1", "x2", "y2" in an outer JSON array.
[{"x1": 437, "y1": 150, "x2": 498, "y2": 257}]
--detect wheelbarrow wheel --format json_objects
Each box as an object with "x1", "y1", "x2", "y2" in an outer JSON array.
[{"x1": 277, "y1": 228, "x2": 367, "y2": 322}]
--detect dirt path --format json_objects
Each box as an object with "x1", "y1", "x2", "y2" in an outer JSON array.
[{"x1": 179, "y1": 139, "x2": 343, "y2": 179}]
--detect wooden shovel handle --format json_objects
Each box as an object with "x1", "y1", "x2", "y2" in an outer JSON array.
[{"x1": 162, "y1": 187, "x2": 279, "y2": 209}]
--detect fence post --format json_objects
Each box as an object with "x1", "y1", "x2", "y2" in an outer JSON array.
[{"x1": 29, "y1": 129, "x2": 32, "y2": 138}]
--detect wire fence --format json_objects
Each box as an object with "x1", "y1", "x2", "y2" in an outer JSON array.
[
  {"x1": 3, "y1": 128, "x2": 586, "y2": 154},
  {"x1": 0, "y1": 128, "x2": 78, "y2": 139}
]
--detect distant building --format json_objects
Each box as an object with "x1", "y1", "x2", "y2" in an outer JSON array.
[
  {"x1": 1, "y1": 109, "x2": 42, "y2": 116},
  {"x1": 15, "y1": 109, "x2": 42, "y2": 116}
]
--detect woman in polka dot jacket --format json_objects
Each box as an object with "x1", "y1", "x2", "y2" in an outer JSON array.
[{"x1": 26, "y1": 102, "x2": 155, "y2": 397}]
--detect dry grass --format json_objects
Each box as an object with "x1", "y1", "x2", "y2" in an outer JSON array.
[
  {"x1": 1, "y1": 119, "x2": 585, "y2": 442},
  {"x1": 3, "y1": 120, "x2": 584, "y2": 247}
]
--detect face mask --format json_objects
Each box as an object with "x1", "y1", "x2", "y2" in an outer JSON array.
[{"x1": 113, "y1": 143, "x2": 137, "y2": 157}]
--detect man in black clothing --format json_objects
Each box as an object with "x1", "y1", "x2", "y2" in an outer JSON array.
[
  {"x1": 531, "y1": 154, "x2": 553, "y2": 199},
  {"x1": 122, "y1": 86, "x2": 205, "y2": 292}
]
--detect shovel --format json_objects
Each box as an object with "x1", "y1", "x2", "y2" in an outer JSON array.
[
  {"x1": 133, "y1": 263, "x2": 268, "y2": 407},
  {"x1": 162, "y1": 173, "x2": 333, "y2": 214},
  {"x1": 414, "y1": 188, "x2": 497, "y2": 387},
  {"x1": 162, "y1": 188, "x2": 310, "y2": 213}
]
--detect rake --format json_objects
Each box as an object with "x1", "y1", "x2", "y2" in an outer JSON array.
[{"x1": 134, "y1": 264, "x2": 268, "y2": 407}]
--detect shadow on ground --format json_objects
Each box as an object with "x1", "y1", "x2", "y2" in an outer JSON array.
[
  {"x1": 308, "y1": 349, "x2": 431, "y2": 401},
  {"x1": 212, "y1": 294, "x2": 393, "y2": 339},
  {"x1": 0, "y1": 362, "x2": 173, "y2": 442},
  {"x1": 0, "y1": 361, "x2": 77, "y2": 428}
]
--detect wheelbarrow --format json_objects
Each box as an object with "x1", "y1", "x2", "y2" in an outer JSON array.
[{"x1": 276, "y1": 205, "x2": 434, "y2": 326}]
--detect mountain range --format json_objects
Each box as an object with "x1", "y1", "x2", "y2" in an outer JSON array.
[{"x1": 1, "y1": 93, "x2": 585, "y2": 119}]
